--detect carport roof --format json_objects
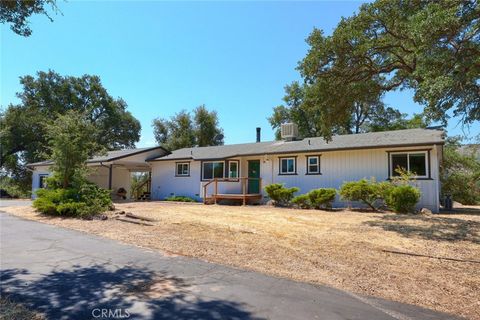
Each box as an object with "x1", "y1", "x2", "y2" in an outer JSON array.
[
  {"x1": 148, "y1": 128, "x2": 445, "y2": 161},
  {"x1": 27, "y1": 146, "x2": 169, "y2": 167}
]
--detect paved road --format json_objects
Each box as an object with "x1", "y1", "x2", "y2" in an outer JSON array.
[{"x1": 0, "y1": 212, "x2": 457, "y2": 320}]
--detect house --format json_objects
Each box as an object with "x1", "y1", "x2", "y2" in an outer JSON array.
[
  {"x1": 28, "y1": 146, "x2": 169, "y2": 199},
  {"x1": 29, "y1": 126, "x2": 445, "y2": 212}
]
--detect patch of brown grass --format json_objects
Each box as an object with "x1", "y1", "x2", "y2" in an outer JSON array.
[
  {"x1": 0, "y1": 297, "x2": 43, "y2": 320},
  {"x1": 3, "y1": 202, "x2": 480, "y2": 319}
]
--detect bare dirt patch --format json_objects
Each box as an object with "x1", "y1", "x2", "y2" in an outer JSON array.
[{"x1": 2, "y1": 202, "x2": 479, "y2": 319}]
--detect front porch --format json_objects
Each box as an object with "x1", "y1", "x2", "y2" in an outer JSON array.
[{"x1": 203, "y1": 177, "x2": 263, "y2": 205}]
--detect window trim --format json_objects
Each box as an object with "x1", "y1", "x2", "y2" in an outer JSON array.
[
  {"x1": 201, "y1": 160, "x2": 225, "y2": 181},
  {"x1": 279, "y1": 156, "x2": 297, "y2": 175},
  {"x1": 38, "y1": 174, "x2": 49, "y2": 188},
  {"x1": 227, "y1": 160, "x2": 240, "y2": 180},
  {"x1": 305, "y1": 155, "x2": 322, "y2": 175},
  {"x1": 387, "y1": 150, "x2": 431, "y2": 179},
  {"x1": 175, "y1": 162, "x2": 190, "y2": 177}
]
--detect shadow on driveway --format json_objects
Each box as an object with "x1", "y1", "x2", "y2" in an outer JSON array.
[{"x1": 1, "y1": 265, "x2": 262, "y2": 320}]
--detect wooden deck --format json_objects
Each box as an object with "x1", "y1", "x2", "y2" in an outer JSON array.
[{"x1": 203, "y1": 177, "x2": 262, "y2": 205}]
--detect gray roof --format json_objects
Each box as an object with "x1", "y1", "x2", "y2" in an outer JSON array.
[
  {"x1": 28, "y1": 146, "x2": 168, "y2": 167},
  {"x1": 150, "y1": 128, "x2": 444, "y2": 161}
]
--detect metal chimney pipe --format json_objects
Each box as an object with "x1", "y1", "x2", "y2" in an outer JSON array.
[{"x1": 256, "y1": 127, "x2": 261, "y2": 143}]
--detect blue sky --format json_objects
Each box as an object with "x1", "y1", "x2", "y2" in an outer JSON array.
[{"x1": 1, "y1": 1, "x2": 478, "y2": 147}]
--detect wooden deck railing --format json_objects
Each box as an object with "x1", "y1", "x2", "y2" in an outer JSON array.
[
  {"x1": 203, "y1": 177, "x2": 262, "y2": 205},
  {"x1": 133, "y1": 178, "x2": 151, "y2": 200}
]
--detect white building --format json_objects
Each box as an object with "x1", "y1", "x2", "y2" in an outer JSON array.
[{"x1": 29, "y1": 127, "x2": 445, "y2": 212}]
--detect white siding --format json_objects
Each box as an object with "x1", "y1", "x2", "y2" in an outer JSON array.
[
  {"x1": 31, "y1": 167, "x2": 52, "y2": 198},
  {"x1": 150, "y1": 145, "x2": 441, "y2": 212}
]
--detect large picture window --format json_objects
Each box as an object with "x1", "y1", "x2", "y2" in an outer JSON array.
[
  {"x1": 389, "y1": 151, "x2": 428, "y2": 178},
  {"x1": 279, "y1": 157, "x2": 296, "y2": 175},
  {"x1": 202, "y1": 161, "x2": 224, "y2": 180},
  {"x1": 306, "y1": 156, "x2": 320, "y2": 174},
  {"x1": 175, "y1": 162, "x2": 190, "y2": 176}
]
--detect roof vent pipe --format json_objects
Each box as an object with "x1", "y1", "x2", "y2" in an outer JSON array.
[{"x1": 256, "y1": 127, "x2": 261, "y2": 143}]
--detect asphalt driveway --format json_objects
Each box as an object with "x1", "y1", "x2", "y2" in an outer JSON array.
[{"x1": 0, "y1": 212, "x2": 457, "y2": 320}]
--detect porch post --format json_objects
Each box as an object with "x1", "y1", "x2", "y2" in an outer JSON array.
[{"x1": 108, "y1": 164, "x2": 113, "y2": 190}]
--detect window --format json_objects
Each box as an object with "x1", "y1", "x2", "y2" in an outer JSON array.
[
  {"x1": 389, "y1": 151, "x2": 428, "y2": 178},
  {"x1": 39, "y1": 174, "x2": 48, "y2": 188},
  {"x1": 279, "y1": 157, "x2": 296, "y2": 175},
  {"x1": 306, "y1": 156, "x2": 320, "y2": 174},
  {"x1": 176, "y1": 162, "x2": 190, "y2": 176},
  {"x1": 228, "y1": 160, "x2": 239, "y2": 179},
  {"x1": 202, "y1": 161, "x2": 224, "y2": 180}
]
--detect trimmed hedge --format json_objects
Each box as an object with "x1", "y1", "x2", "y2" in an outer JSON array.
[
  {"x1": 384, "y1": 184, "x2": 421, "y2": 213},
  {"x1": 264, "y1": 183, "x2": 299, "y2": 206}
]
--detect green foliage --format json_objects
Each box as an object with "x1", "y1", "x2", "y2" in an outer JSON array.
[
  {"x1": 291, "y1": 194, "x2": 311, "y2": 209},
  {"x1": 164, "y1": 196, "x2": 196, "y2": 202},
  {"x1": 308, "y1": 188, "x2": 336, "y2": 209},
  {"x1": 47, "y1": 111, "x2": 103, "y2": 188},
  {"x1": 152, "y1": 105, "x2": 224, "y2": 150},
  {"x1": 1, "y1": 70, "x2": 141, "y2": 194},
  {"x1": 441, "y1": 138, "x2": 480, "y2": 205},
  {"x1": 264, "y1": 183, "x2": 299, "y2": 207},
  {"x1": 384, "y1": 185, "x2": 421, "y2": 214},
  {"x1": 0, "y1": 0, "x2": 58, "y2": 36},
  {"x1": 339, "y1": 179, "x2": 383, "y2": 210},
  {"x1": 0, "y1": 176, "x2": 30, "y2": 198},
  {"x1": 292, "y1": 188, "x2": 337, "y2": 209},
  {"x1": 269, "y1": 82, "x2": 429, "y2": 140},
  {"x1": 33, "y1": 182, "x2": 112, "y2": 218},
  {"x1": 278, "y1": 1, "x2": 479, "y2": 140}
]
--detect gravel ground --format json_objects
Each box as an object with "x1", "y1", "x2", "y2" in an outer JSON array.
[{"x1": 2, "y1": 202, "x2": 479, "y2": 319}]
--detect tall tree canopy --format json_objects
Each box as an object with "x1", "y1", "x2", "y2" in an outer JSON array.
[
  {"x1": 269, "y1": 81, "x2": 429, "y2": 139},
  {"x1": 276, "y1": 0, "x2": 479, "y2": 139},
  {"x1": 0, "y1": 0, "x2": 58, "y2": 36},
  {"x1": 1, "y1": 70, "x2": 141, "y2": 191},
  {"x1": 153, "y1": 105, "x2": 224, "y2": 150}
]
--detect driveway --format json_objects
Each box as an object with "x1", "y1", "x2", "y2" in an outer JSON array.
[{"x1": 0, "y1": 213, "x2": 457, "y2": 320}]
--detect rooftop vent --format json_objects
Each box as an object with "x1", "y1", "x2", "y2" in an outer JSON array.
[{"x1": 281, "y1": 123, "x2": 299, "y2": 141}]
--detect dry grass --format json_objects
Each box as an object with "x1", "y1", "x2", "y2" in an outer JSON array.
[
  {"x1": 0, "y1": 297, "x2": 44, "y2": 320},
  {"x1": 3, "y1": 202, "x2": 480, "y2": 319}
]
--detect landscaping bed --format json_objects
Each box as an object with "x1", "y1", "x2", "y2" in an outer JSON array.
[{"x1": 2, "y1": 202, "x2": 479, "y2": 319}]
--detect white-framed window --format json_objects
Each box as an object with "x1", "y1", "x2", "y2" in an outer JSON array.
[
  {"x1": 39, "y1": 174, "x2": 49, "y2": 188},
  {"x1": 389, "y1": 151, "x2": 428, "y2": 178},
  {"x1": 202, "y1": 161, "x2": 224, "y2": 180},
  {"x1": 279, "y1": 157, "x2": 296, "y2": 175},
  {"x1": 175, "y1": 162, "x2": 190, "y2": 176},
  {"x1": 228, "y1": 160, "x2": 239, "y2": 179},
  {"x1": 306, "y1": 156, "x2": 320, "y2": 174}
]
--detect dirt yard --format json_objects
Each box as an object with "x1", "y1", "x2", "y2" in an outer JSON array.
[{"x1": 2, "y1": 202, "x2": 479, "y2": 319}]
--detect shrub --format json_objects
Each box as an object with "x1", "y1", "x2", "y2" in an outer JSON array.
[
  {"x1": 292, "y1": 194, "x2": 311, "y2": 209},
  {"x1": 308, "y1": 188, "x2": 336, "y2": 209},
  {"x1": 165, "y1": 196, "x2": 196, "y2": 202},
  {"x1": 384, "y1": 184, "x2": 421, "y2": 213},
  {"x1": 339, "y1": 179, "x2": 382, "y2": 210},
  {"x1": 33, "y1": 182, "x2": 112, "y2": 218},
  {"x1": 264, "y1": 183, "x2": 299, "y2": 206}
]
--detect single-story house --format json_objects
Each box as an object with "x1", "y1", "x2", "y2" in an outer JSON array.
[{"x1": 28, "y1": 126, "x2": 445, "y2": 212}]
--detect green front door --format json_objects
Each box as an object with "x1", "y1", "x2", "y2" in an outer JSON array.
[{"x1": 248, "y1": 160, "x2": 260, "y2": 194}]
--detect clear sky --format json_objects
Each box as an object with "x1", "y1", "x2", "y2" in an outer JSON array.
[{"x1": 1, "y1": 1, "x2": 478, "y2": 147}]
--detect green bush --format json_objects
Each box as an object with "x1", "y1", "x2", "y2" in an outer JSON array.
[
  {"x1": 339, "y1": 179, "x2": 383, "y2": 210},
  {"x1": 384, "y1": 184, "x2": 421, "y2": 213},
  {"x1": 292, "y1": 194, "x2": 311, "y2": 209},
  {"x1": 165, "y1": 196, "x2": 196, "y2": 202},
  {"x1": 33, "y1": 182, "x2": 112, "y2": 218},
  {"x1": 264, "y1": 183, "x2": 299, "y2": 206},
  {"x1": 308, "y1": 188, "x2": 336, "y2": 209}
]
